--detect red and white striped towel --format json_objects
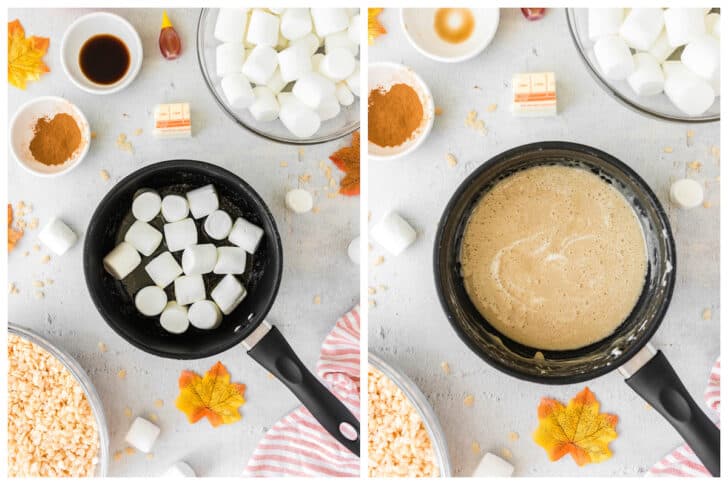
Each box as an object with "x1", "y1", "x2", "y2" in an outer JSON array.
[
  {"x1": 244, "y1": 306, "x2": 361, "y2": 477},
  {"x1": 646, "y1": 357, "x2": 720, "y2": 477}
]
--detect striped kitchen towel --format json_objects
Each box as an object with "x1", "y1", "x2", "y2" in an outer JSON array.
[
  {"x1": 244, "y1": 306, "x2": 361, "y2": 477},
  {"x1": 646, "y1": 357, "x2": 720, "y2": 477}
]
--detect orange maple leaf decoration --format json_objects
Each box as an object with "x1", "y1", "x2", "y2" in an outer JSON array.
[
  {"x1": 8, "y1": 204, "x2": 23, "y2": 252},
  {"x1": 8, "y1": 19, "x2": 50, "y2": 90},
  {"x1": 330, "y1": 130, "x2": 360, "y2": 196},
  {"x1": 175, "y1": 361, "x2": 246, "y2": 427},
  {"x1": 533, "y1": 387, "x2": 618, "y2": 466},
  {"x1": 368, "y1": 8, "x2": 387, "y2": 45}
]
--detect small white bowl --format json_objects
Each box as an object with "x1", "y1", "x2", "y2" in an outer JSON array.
[
  {"x1": 368, "y1": 62, "x2": 435, "y2": 161},
  {"x1": 401, "y1": 8, "x2": 500, "y2": 63},
  {"x1": 10, "y1": 96, "x2": 91, "y2": 177},
  {"x1": 60, "y1": 12, "x2": 143, "y2": 95}
]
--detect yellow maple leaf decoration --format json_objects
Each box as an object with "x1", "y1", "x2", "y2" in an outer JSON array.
[
  {"x1": 175, "y1": 361, "x2": 246, "y2": 427},
  {"x1": 368, "y1": 8, "x2": 387, "y2": 45},
  {"x1": 533, "y1": 387, "x2": 618, "y2": 466},
  {"x1": 8, "y1": 19, "x2": 50, "y2": 90}
]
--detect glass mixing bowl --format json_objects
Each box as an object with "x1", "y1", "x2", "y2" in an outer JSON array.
[
  {"x1": 196, "y1": 8, "x2": 360, "y2": 145},
  {"x1": 566, "y1": 8, "x2": 719, "y2": 123},
  {"x1": 8, "y1": 324, "x2": 109, "y2": 477}
]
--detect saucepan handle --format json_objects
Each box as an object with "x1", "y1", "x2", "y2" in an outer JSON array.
[
  {"x1": 623, "y1": 349, "x2": 719, "y2": 476},
  {"x1": 245, "y1": 323, "x2": 360, "y2": 456}
]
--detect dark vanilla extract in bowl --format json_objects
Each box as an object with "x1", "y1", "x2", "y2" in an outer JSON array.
[{"x1": 79, "y1": 34, "x2": 130, "y2": 85}]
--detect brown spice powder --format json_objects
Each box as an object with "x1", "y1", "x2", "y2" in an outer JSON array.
[
  {"x1": 368, "y1": 83, "x2": 424, "y2": 148},
  {"x1": 29, "y1": 113, "x2": 82, "y2": 166}
]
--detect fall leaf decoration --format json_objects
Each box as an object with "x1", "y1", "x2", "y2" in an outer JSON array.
[
  {"x1": 330, "y1": 130, "x2": 360, "y2": 196},
  {"x1": 533, "y1": 387, "x2": 618, "y2": 466},
  {"x1": 8, "y1": 204, "x2": 24, "y2": 252},
  {"x1": 8, "y1": 19, "x2": 50, "y2": 90},
  {"x1": 368, "y1": 8, "x2": 387, "y2": 45},
  {"x1": 175, "y1": 361, "x2": 246, "y2": 427}
]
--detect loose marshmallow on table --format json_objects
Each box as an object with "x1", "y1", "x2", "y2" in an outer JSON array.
[
  {"x1": 472, "y1": 453, "x2": 514, "y2": 477},
  {"x1": 124, "y1": 220, "x2": 163, "y2": 257},
  {"x1": 663, "y1": 62, "x2": 715, "y2": 116},
  {"x1": 681, "y1": 34, "x2": 720, "y2": 81},
  {"x1": 104, "y1": 242, "x2": 141, "y2": 280},
  {"x1": 211, "y1": 274, "x2": 247, "y2": 315},
  {"x1": 281, "y1": 8, "x2": 312, "y2": 41},
  {"x1": 242, "y1": 45, "x2": 279, "y2": 85},
  {"x1": 125, "y1": 417, "x2": 161, "y2": 454},
  {"x1": 664, "y1": 8, "x2": 706, "y2": 47},
  {"x1": 221, "y1": 73, "x2": 255, "y2": 110},
  {"x1": 647, "y1": 31, "x2": 676, "y2": 63},
  {"x1": 204, "y1": 210, "x2": 233, "y2": 240},
  {"x1": 214, "y1": 8, "x2": 249, "y2": 43},
  {"x1": 285, "y1": 188, "x2": 314, "y2": 213},
  {"x1": 187, "y1": 185, "x2": 219, "y2": 219},
  {"x1": 228, "y1": 217, "x2": 264, "y2": 254},
  {"x1": 246, "y1": 10, "x2": 280, "y2": 47},
  {"x1": 135, "y1": 286, "x2": 168, "y2": 317},
  {"x1": 347, "y1": 236, "x2": 360, "y2": 264},
  {"x1": 319, "y1": 48, "x2": 356, "y2": 81},
  {"x1": 38, "y1": 218, "x2": 77, "y2": 255},
  {"x1": 336, "y1": 82, "x2": 355, "y2": 106},
  {"x1": 214, "y1": 246, "x2": 247, "y2": 274},
  {"x1": 587, "y1": 8, "x2": 624, "y2": 41},
  {"x1": 161, "y1": 194, "x2": 189, "y2": 222},
  {"x1": 593, "y1": 35, "x2": 634, "y2": 80},
  {"x1": 317, "y1": 96, "x2": 341, "y2": 121},
  {"x1": 164, "y1": 218, "x2": 198, "y2": 252},
  {"x1": 279, "y1": 95, "x2": 322, "y2": 138},
  {"x1": 181, "y1": 243, "x2": 218, "y2": 275},
  {"x1": 159, "y1": 301, "x2": 189, "y2": 334},
  {"x1": 163, "y1": 462, "x2": 196, "y2": 478},
  {"x1": 249, "y1": 86, "x2": 281, "y2": 122},
  {"x1": 347, "y1": 14, "x2": 361, "y2": 45},
  {"x1": 325, "y1": 31, "x2": 358, "y2": 56},
  {"x1": 145, "y1": 251, "x2": 183, "y2": 288},
  {"x1": 293, "y1": 72, "x2": 336, "y2": 109},
  {"x1": 188, "y1": 300, "x2": 223, "y2": 330},
  {"x1": 670, "y1": 178, "x2": 704, "y2": 209},
  {"x1": 132, "y1": 191, "x2": 162, "y2": 222},
  {"x1": 277, "y1": 42, "x2": 314, "y2": 82},
  {"x1": 311, "y1": 8, "x2": 349, "y2": 37},
  {"x1": 619, "y1": 8, "x2": 664, "y2": 51},
  {"x1": 216, "y1": 43, "x2": 246, "y2": 78},
  {"x1": 627, "y1": 52, "x2": 664, "y2": 96},
  {"x1": 371, "y1": 212, "x2": 417, "y2": 256},
  {"x1": 174, "y1": 274, "x2": 206, "y2": 306}
]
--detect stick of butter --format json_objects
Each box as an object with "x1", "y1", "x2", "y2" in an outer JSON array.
[
  {"x1": 511, "y1": 72, "x2": 557, "y2": 117},
  {"x1": 154, "y1": 103, "x2": 192, "y2": 138}
]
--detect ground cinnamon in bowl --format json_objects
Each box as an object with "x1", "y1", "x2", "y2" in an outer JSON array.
[
  {"x1": 368, "y1": 83, "x2": 424, "y2": 147},
  {"x1": 29, "y1": 113, "x2": 82, "y2": 166}
]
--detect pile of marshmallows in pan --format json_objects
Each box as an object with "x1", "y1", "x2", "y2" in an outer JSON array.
[
  {"x1": 102, "y1": 185, "x2": 262, "y2": 334},
  {"x1": 589, "y1": 7, "x2": 720, "y2": 116},
  {"x1": 215, "y1": 8, "x2": 360, "y2": 138}
]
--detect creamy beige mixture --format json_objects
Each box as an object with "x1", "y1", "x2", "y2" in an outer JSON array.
[{"x1": 460, "y1": 165, "x2": 647, "y2": 350}]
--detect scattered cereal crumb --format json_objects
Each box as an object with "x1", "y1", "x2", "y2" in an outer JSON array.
[
  {"x1": 644, "y1": 402, "x2": 653, "y2": 411},
  {"x1": 133, "y1": 128, "x2": 143, "y2": 136},
  {"x1": 154, "y1": 399, "x2": 164, "y2": 408},
  {"x1": 32, "y1": 280, "x2": 44, "y2": 288},
  {"x1": 702, "y1": 308, "x2": 712, "y2": 320},
  {"x1": 446, "y1": 153, "x2": 458, "y2": 167},
  {"x1": 113, "y1": 451, "x2": 123, "y2": 462},
  {"x1": 440, "y1": 361, "x2": 451, "y2": 375},
  {"x1": 23, "y1": 251, "x2": 29, "y2": 257},
  {"x1": 471, "y1": 441, "x2": 481, "y2": 455},
  {"x1": 501, "y1": 447, "x2": 513, "y2": 460},
  {"x1": 279, "y1": 161, "x2": 288, "y2": 167},
  {"x1": 146, "y1": 453, "x2": 154, "y2": 460},
  {"x1": 373, "y1": 256, "x2": 385, "y2": 266},
  {"x1": 90, "y1": 131, "x2": 98, "y2": 139},
  {"x1": 326, "y1": 192, "x2": 338, "y2": 199},
  {"x1": 311, "y1": 206, "x2": 320, "y2": 214},
  {"x1": 117, "y1": 369, "x2": 127, "y2": 379},
  {"x1": 40, "y1": 255, "x2": 51, "y2": 264},
  {"x1": 687, "y1": 160, "x2": 702, "y2": 171},
  {"x1": 313, "y1": 295, "x2": 321, "y2": 305},
  {"x1": 377, "y1": 284, "x2": 388, "y2": 292},
  {"x1": 686, "y1": 129, "x2": 694, "y2": 138},
  {"x1": 45, "y1": 278, "x2": 54, "y2": 285},
  {"x1": 28, "y1": 217, "x2": 39, "y2": 230},
  {"x1": 100, "y1": 170, "x2": 110, "y2": 181},
  {"x1": 116, "y1": 133, "x2": 133, "y2": 152},
  {"x1": 663, "y1": 146, "x2": 673, "y2": 153},
  {"x1": 34, "y1": 290, "x2": 45, "y2": 299},
  {"x1": 509, "y1": 431, "x2": 520, "y2": 442},
  {"x1": 32, "y1": 244, "x2": 41, "y2": 252},
  {"x1": 369, "y1": 299, "x2": 377, "y2": 308},
  {"x1": 266, "y1": 372, "x2": 275, "y2": 380},
  {"x1": 710, "y1": 146, "x2": 720, "y2": 158},
  {"x1": 124, "y1": 407, "x2": 132, "y2": 417},
  {"x1": 148, "y1": 413, "x2": 159, "y2": 423},
  {"x1": 299, "y1": 174, "x2": 312, "y2": 184},
  {"x1": 703, "y1": 201, "x2": 712, "y2": 208},
  {"x1": 463, "y1": 395, "x2": 475, "y2": 407},
  {"x1": 125, "y1": 447, "x2": 136, "y2": 455},
  {"x1": 298, "y1": 147, "x2": 305, "y2": 158},
  {"x1": 434, "y1": 106, "x2": 443, "y2": 116},
  {"x1": 8, "y1": 282, "x2": 19, "y2": 295},
  {"x1": 487, "y1": 103, "x2": 498, "y2": 112},
  {"x1": 368, "y1": 287, "x2": 376, "y2": 295}
]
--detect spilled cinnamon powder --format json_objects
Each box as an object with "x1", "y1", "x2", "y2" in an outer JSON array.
[{"x1": 368, "y1": 83, "x2": 424, "y2": 148}]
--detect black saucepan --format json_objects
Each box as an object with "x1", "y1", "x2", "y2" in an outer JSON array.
[
  {"x1": 84, "y1": 160, "x2": 359, "y2": 455},
  {"x1": 434, "y1": 142, "x2": 719, "y2": 475}
]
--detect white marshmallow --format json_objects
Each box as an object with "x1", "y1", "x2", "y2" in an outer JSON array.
[
  {"x1": 593, "y1": 35, "x2": 635, "y2": 80},
  {"x1": 619, "y1": 8, "x2": 664, "y2": 51},
  {"x1": 292, "y1": 32, "x2": 321, "y2": 57},
  {"x1": 681, "y1": 34, "x2": 720, "y2": 80},
  {"x1": 204, "y1": 210, "x2": 233, "y2": 240},
  {"x1": 228, "y1": 217, "x2": 264, "y2": 254},
  {"x1": 161, "y1": 195, "x2": 189, "y2": 222},
  {"x1": 265, "y1": 68, "x2": 287, "y2": 94},
  {"x1": 293, "y1": 72, "x2": 336, "y2": 109},
  {"x1": 124, "y1": 220, "x2": 163, "y2": 257},
  {"x1": 663, "y1": 63, "x2": 715, "y2": 116},
  {"x1": 348, "y1": 14, "x2": 361, "y2": 45},
  {"x1": 285, "y1": 188, "x2": 314, "y2": 213},
  {"x1": 188, "y1": 300, "x2": 223, "y2": 330},
  {"x1": 132, "y1": 191, "x2": 162, "y2": 222},
  {"x1": 311, "y1": 8, "x2": 350, "y2": 37},
  {"x1": 670, "y1": 178, "x2": 704, "y2": 209},
  {"x1": 627, "y1": 53, "x2": 664, "y2": 96},
  {"x1": 145, "y1": 251, "x2": 183, "y2": 288},
  {"x1": 472, "y1": 453, "x2": 514, "y2": 477},
  {"x1": 279, "y1": 95, "x2": 322, "y2": 138},
  {"x1": 706, "y1": 13, "x2": 720, "y2": 38},
  {"x1": 335, "y1": 82, "x2": 355, "y2": 106},
  {"x1": 325, "y1": 31, "x2": 358, "y2": 56},
  {"x1": 187, "y1": 185, "x2": 219, "y2": 219},
  {"x1": 347, "y1": 236, "x2": 360, "y2": 264},
  {"x1": 311, "y1": 53, "x2": 325, "y2": 72},
  {"x1": 664, "y1": 8, "x2": 706, "y2": 47},
  {"x1": 281, "y1": 8, "x2": 312, "y2": 41},
  {"x1": 125, "y1": 417, "x2": 161, "y2": 453},
  {"x1": 647, "y1": 31, "x2": 676, "y2": 63},
  {"x1": 371, "y1": 212, "x2": 417, "y2": 256},
  {"x1": 214, "y1": 247, "x2": 247, "y2": 275},
  {"x1": 159, "y1": 301, "x2": 189, "y2": 334},
  {"x1": 588, "y1": 8, "x2": 624, "y2": 41},
  {"x1": 249, "y1": 86, "x2": 280, "y2": 122},
  {"x1": 221, "y1": 73, "x2": 255, "y2": 109},
  {"x1": 246, "y1": 10, "x2": 280, "y2": 47},
  {"x1": 103, "y1": 242, "x2": 141, "y2": 280},
  {"x1": 214, "y1": 8, "x2": 249, "y2": 43},
  {"x1": 317, "y1": 95, "x2": 341, "y2": 121},
  {"x1": 345, "y1": 62, "x2": 360, "y2": 96},
  {"x1": 38, "y1": 217, "x2": 77, "y2": 255},
  {"x1": 163, "y1": 462, "x2": 196, "y2": 478},
  {"x1": 319, "y1": 48, "x2": 356, "y2": 81},
  {"x1": 134, "y1": 286, "x2": 168, "y2": 317},
  {"x1": 242, "y1": 45, "x2": 278, "y2": 85},
  {"x1": 174, "y1": 274, "x2": 206, "y2": 306},
  {"x1": 216, "y1": 43, "x2": 246, "y2": 78},
  {"x1": 278, "y1": 42, "x2": 313, "y2": 82},
  {"x1": 164, "y1": 218, "x2": 198, "y2": 252},
  {"x1": 181, "y1": 244, "x2": 218, "y2": 276},
  {"x1": 211, "y1": 274, "x2": 247, "y2": 315}
]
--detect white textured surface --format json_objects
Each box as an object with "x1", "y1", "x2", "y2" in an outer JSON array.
[
  {"x1": 8, "y1": 8, "x2": 358, "y2": 477},
  {"x1": 369, "y1": 8, "x2": 719, "y2": 477}
]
